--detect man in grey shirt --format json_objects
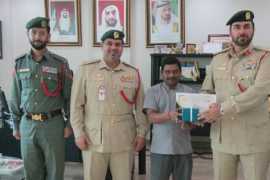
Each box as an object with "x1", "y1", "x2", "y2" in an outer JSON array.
[{"x1": 143, "y1": 57, "x2": 194, "y2": 180}]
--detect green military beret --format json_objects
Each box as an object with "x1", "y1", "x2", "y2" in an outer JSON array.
[
  {"x1": 26, "y1": 17, "x2": 50, "y2": 30},
  {"x1": 226, "y1": 10, "x2": 254, "y2": 25},
  {"x1": 101, "y1": 30, "x2": 125, "y2": 42}
]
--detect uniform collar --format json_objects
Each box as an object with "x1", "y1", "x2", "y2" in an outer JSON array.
[
  {"x1": 228, "y1": 44, "x2": 254, "y2": 58},
  {"x1": 98, "y1": 60, "x2": 125, "y2": 71},
  {"x1": 43, "y1": 49, "x2": 51, "y2": 61}
]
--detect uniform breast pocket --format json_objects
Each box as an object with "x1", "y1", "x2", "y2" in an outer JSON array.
[
  {"x1": 213, "y1": 69, "x2": 228, "y2": 90},
  {"x1": 120, "y1": 84, "x2": 135, "y2": 100},
  {"x1": 43, "y1": 74, "x2": 59, "y2": 91},
  {"x1": 19, "y1": 72, "x2": 32, "y2": 88},
  {"x1": 238, "y1": 69, "x2": 255, "y2": 87}
]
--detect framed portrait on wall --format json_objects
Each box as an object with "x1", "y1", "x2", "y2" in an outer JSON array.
[
  {"x1": 208, "y1": 34, "x2": 231, "y2": 49},
  {"x1": 93, "y1": 0, "x2": 130, "y2": 47},
  {"x1": 44, "y1": 0, "x2": 82, "y2": 46},
  {"x1": 208, "y1": 34, "x2": 231, "y2": 43},
  {"x1": 146, "y1": 0, "x2": 185, "y2": 47},
  {"x1": 0, "y1": 21, "x2": 2, "y2": 59},
  {"x1": 186, "y1": 43, "x2": 196, "y2": 54}
]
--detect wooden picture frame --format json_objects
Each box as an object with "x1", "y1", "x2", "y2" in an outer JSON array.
[
  {"x1": 93, "y1": 0, "x2": 130, "y2": 47},
  {"x1": 208, "y1": 34, "x2": 231, "y2": 43},
  {"x1": 186, "y1": 43, "x2": 196, "y2": 54},
  {"x1": 146, "y1": 0, "x2": 185, "y2": 47},
  {"x1": 0, "y1": 21, "x2": 2, "y2": 59},
  {"x1": 208, "y1": 34, "x2": 231, "y2": 49},
  {"x1": 44, "y1": 0, "x2": 82, "y2": 46}
]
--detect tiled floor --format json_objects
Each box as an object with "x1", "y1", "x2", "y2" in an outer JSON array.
[{"x1": 64, "y1": 152, "x2": 270, "y2": 180}]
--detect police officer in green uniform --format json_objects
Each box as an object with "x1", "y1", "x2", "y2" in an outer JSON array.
[
  {"x1": 9, "y1": 17, "x2": 73, "y2": 180},
  {"x1": 200, "y1": 10, "x2": 270, "y2": 180}
]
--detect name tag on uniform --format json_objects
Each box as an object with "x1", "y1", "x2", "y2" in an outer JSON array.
[
  {"x1": 42, "y1": 66, "x2": 58, "y2": 74},
  {"x1": 18, "y1": 68, "x2": 30, "y2": 73},
  {"x1": 98, "y1": 85, "x2": 106, "y2": 101}
]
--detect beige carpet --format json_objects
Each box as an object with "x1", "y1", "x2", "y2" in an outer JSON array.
[{"x1": 64, "y1": 152, "x2": 270, "y2": 180}]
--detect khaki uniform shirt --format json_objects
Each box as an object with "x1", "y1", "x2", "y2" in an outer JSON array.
[
  {"x1": 201, "y1": 45, "x2": 270, "y2": 154},
  {"x1": 70, "y1": 60, "x2": 149, "y2": 153}
]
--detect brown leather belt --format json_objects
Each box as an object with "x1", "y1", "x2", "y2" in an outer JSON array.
[{"x1": 26, "y1": 109, "x2": 62, "y2": 121}]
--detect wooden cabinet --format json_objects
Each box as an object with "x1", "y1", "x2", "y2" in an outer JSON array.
[{"x1": 150, "y1": 53, "x2": 214, "y2": 153}]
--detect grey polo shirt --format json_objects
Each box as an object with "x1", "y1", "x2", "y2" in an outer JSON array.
[{"x1": 143, "y1": 82, "x2": 195, "y2": 155}]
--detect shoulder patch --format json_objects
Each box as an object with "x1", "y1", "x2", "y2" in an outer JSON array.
[
  {"x1": 48, "y1": 51, "x2": 68, "y2": 63},
  {"x1": 214, "y1": 47, "x2": 230, "y2": 56},
  {"x1": 253, "y1": 46, "x2": 270, "y2": 53},
  {"x1": 15, "y1": 53, "x2": 27, "y2": 62},
  {"x1": 122, "y1": 62, "x2": 137, "y2": 71},
  {"x1": 81, "y1": 60, "x2": 101, "y2": 66}
]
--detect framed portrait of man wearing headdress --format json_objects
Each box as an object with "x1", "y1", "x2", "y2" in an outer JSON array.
[
  {"x1": 93, "y1": 0, "x2": 130, "y2": 47},
  {"x1": 44, "y1": 0, "x2": 82, "y2": 46},
  {"x1": 146, "y1": 0, "x2": 185, "y2": 47}
]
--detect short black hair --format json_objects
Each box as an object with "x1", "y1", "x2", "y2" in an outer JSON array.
[{"x1": 161, "y1": 56, "x2": 181, "y2": 71}]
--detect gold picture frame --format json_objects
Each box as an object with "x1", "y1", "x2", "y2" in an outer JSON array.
[
  {"x1": 0, "y1": 21, "x2": 2, "y2": 59},
  {"x1": 208, "y1": 34, "x2": 231, "y2": 49},
  {"x1": 186, "y1": 43, "x2": 196, "y2": 54},
  {"x1": 44, "y1": 0, "x2": 82, "y2": 46},
  {"x1": 93, "y1": 0, "x2": 130, "y2": 47},
  {"x1": 146, "y1": 0, "x2": 185, "y2": 47}
]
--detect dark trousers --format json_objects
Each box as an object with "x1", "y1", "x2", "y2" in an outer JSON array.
[
  {"x1": 106, "y1": 168, "x2": 112, "y2": 180},
  {"x1": 150, "y1": 153, "x2": 193, "y2": 180}
]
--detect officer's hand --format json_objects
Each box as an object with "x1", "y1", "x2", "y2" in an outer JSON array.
[
  {"x1": 64, "y1": 127, "x2": 73, "y2": 138},
  {"x1": 199, "y1": 103, "x2": 221, "y2": 123},
  {"x1": 13, "y1": 130, "x2": 21, "y2": 140},
  {"x1": 75, "y1": 134, "x2": 91, "y2": 150},
  {"x1": 133, "y1": 136, "x2": 145, "y2": 152}
]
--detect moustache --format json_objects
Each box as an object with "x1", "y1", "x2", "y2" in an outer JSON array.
[
  {"x1": 167, "y1": 77, "x2": 178, "y2": 81},
  {"x1": 33, "y1": 40, "x2": 43, "y2": 44}
]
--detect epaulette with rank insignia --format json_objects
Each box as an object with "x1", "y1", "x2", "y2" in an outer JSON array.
[
  {"x1": 15, "y1": 53, "x2": 27, "y2": 62},
  {"x1": 213, "y1": 47, "x2": 230, "y2": 57},
  {"x1": 81, "y1": 60, "x2": 100, "y2": 66},
  {"x1": 253, "y1": 46, "x2": 270, "y2": 53},
  {"x1": 48, "y1": 51, "x2": 68, "y2": 63},
  {"x1": 122, "y1": 62, "x2": 138, "y2": 71}
]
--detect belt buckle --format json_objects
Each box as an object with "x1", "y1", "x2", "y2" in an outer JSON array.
[{"x1": 32, "y1": 114, "x2": 43, "y2": 121}]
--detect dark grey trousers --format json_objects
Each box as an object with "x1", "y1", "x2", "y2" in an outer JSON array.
[{"x1": 150, "y1": 153, "x2": 192, "y2": 180}]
